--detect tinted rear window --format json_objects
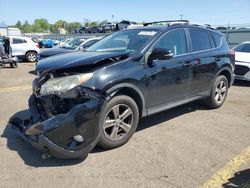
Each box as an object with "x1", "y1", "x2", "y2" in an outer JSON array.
[
  {"x1": 189, "y1": 29, "x2": 211, "y2": 52},
  {"x1": 13, "y1": 38, "x2": 26, "y2": 44},
  {"x1": 211, "y1": 33, "x2": 222, "y2": 47}
]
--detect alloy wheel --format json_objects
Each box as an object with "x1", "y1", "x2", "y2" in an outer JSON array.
[
  {"x1": 103, "y1": 104, "x2": 134, "y2": 141},
  {"x1": 214, "y1": 80, "x2": 227, "y2": 103},
  {"x1": 28, "y1": 53, "x2": 37, "y2": 62}
]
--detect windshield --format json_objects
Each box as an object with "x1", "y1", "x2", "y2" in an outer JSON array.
[
  {"x1": 234, "y1": 43, "x2": 250, "y2": 53},
  {"x1": 62, "y1": 38, "x2": 86, "y2": 49},
  {"x1": 86, "y1": 29, "x2": 158, "y2": 53}
]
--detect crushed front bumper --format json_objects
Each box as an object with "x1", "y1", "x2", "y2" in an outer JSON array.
[{"x1": 11, "y1": 87, "x2": 105, "y2": 159}]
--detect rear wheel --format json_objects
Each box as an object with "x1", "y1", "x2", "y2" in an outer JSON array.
[
  {"x1": 98, "y1": 95, "x2": 139, "y2": 149},
  {"x1": 204, "y1": 75, "x2": 228, "y2": 109},
  {"x1": 25, "y1": 52, "x2": 37, "y2": 62}
]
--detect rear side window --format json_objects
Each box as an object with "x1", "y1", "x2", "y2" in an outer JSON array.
[
  {"x1": 13, "y1": 38, "x2": 26, "y2": 44},
  {"x1": 154, "y1": 29, "x2": 187, "y2": 56},
  {"x1": 211, "y1": 33, "x2": 222, "y2": 47},
  {"x1": 189, "y1": 29, "x2": 211, "y2": 52}
]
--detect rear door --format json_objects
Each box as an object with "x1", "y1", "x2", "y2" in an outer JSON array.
[
  {"x1": 10, "y1": 37, "x2": 28, "y2": 56},
  {"x1": 187, "y1": 29, "x2": 219, "y2": 96}
]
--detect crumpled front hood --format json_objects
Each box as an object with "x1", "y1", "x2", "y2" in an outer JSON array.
[
  {"x1": 36, "y1": 51, "x2": 130, "y2": 72},
  {"x1": 39, "y1": 47, "x2": 74, "y2": 58}
]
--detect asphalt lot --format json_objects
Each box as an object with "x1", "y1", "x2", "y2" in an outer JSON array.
[{"x1": 0, "y1": 63, "x2": 250, "y2": 188}]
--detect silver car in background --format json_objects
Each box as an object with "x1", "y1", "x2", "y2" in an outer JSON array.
[{"x1": 9, "y1": 36, "x2": 40, "y2": 62}]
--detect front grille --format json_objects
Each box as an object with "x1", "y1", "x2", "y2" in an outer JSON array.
[{"x1": 234, "y1": 65, "x2": 250, "y2": 76}]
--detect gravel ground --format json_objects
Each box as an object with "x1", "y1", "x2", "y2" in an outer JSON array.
[{"x1": 0, "y1": 63, "x2": 249, "y2": 188}]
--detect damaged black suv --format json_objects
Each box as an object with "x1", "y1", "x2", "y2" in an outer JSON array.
[{"x1": 11, "y1": 20, "x2": 235, "y2": 159}]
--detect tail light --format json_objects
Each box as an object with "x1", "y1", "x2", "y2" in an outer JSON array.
[
  {"x1": 36, "y1": 43, "x2": 40, "y2": 48},
  {"x1": 229, "y1": 49, "x2": 235, "y2": 56}
]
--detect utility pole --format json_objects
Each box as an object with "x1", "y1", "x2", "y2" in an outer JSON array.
[{"x1": 180, "y1": 14, "x2": 184, "y2": 20}]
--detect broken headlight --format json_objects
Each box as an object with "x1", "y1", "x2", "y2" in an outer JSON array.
[{"x1": 40, "y1": 73, "x2": 93, "y2": 96}]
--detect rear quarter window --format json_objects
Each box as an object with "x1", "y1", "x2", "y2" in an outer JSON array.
[
  {"x1": 189, "y1": 29, "x2": 211, "y2": 52},
  {"x1": 211, "y1": 33, "x2": 222, "y2": 47}
]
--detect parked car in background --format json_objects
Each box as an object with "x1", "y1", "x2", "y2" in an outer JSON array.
[
  {"x1": 38, "y1": 37, "x2": 102, "y2": 60},
  {"x1": 100, "y1": 22, "x2": 116, "y2": 33},
  {"x1": 58, "y1": 38, "x2": 73, "y2": 46},
  {"x1": 8, "y1": 36, "x2": 40, "y2": 62},
  {"x1": 233, "y1": 42, "x2": 250, "y2": 81},
  {"x1": 85, "y1": 27, "x2": 101, "y2": 33},
  {"x1": 11, "y1": 21, "x2": 235, "y2": 159},
  {"x1": 116, "y1": 20, "x2": 137, "y2": 30},
  {"x1": 38, "y1": 39, "x2": 59, "y2": 48}
]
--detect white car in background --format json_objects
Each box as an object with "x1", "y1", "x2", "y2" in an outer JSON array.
[
  {"x1": 38, "y1": 37, "x2": 102, "y2": 60},
  {"x1": 9, "y1": 36, "x2": 40, "y2": 62},
  {"x1": 233, "y1": 42, "x2": 250, "y2": 81}
]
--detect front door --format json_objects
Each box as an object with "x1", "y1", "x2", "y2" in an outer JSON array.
[{"x1": 146, "y1": 29, "x2": 192, "y2": 110}]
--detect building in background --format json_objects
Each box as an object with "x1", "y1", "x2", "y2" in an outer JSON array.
[{"x1": 0, "y1": 23, "x2": 21, "y2": 36}]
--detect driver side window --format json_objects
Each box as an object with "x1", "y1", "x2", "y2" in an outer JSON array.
[{"x1": 154, "y1": 29, "x2": 187, "y2": 56}]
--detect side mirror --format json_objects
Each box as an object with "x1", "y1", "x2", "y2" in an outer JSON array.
[{"x1": 148, "y1": 48, "x2": 173, "y2": 64}]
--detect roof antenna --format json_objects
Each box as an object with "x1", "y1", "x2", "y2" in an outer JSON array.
[{"x1": 180, "y1": 14, "x2": 184, "y2": 20}]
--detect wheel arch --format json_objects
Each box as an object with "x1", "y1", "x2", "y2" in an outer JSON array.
[
  {"x1": 106, "y1": 83, "x2": 146, "y2": 118},
  {"x1": 25, "y1": 50, "x2": 38, "y2": 56},
  {"x1": 216, "y1": 67, "x2": 233, "y2": 87}
]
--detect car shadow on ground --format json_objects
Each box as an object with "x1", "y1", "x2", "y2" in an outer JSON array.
[
  {"x1": 222, "y1": 169, "x2": 250, "y2": 188},
  {"x1": 2, "y1": 101, "x2": 209, "y2": 167},
  {"x1": 28, "y1": 70, "x2": 36, "y2": 75},
  {"x1": 92, "y1": 101, "x2": 209, "y2": 154}
]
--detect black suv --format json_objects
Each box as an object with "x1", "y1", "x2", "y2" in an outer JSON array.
[{"x1": 11, "y1": 20, "x2": 235, "y2": 159}]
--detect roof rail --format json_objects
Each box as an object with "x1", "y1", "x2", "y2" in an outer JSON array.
[
  {"x1": 188, "y1": 22, "x2": 215, "y2": 29},
  {"x1": 143, "y1": 20, "x2": 215, "y2": 30},
  {"x1": 143, "y1": 20, "x2": 189, "y2": 26}
]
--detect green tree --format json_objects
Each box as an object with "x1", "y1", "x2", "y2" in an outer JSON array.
[
  {"x1": 15, "y1": 20, "x2": 22, "y2": 30},
  {"x1": 89, "y1": 21, "x2": 97, "y2": 27},
  {"x1": 50, "y1": 20, "x2": 67, "y2": 33},
  {"x1": 98, "y1": 20, "x2": 109, "y2": 26},
  {"x1": 65, "y1": 22, "x2": 82, "y2": 33},
  {"x1": 22, "y1": 21, "x2": 33, "y2": 33},
  {"x1": 33, "y1": 18, "x2": 50, "y2": 32}
]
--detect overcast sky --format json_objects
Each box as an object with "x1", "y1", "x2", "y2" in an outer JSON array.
[{"x1": 1, "y1": 0, "x2": 250, "y2": 26}]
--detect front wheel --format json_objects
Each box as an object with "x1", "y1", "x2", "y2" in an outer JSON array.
[
  {"x1": 204, "y1": 75, "x2": 229, "y2": 109},
  {"x1": 10, "y1": 62, "x2": 18, "y2": 68},
  {"x1": 98, "y1": 95, "x2": 139, "y2": 149}
]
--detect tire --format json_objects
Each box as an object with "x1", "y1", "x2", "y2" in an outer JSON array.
[
  {"x1": 98, "y1": 95, "x2": 139, "y2": 149},
  {"x1": 10, "y1": 62, "x2": 18, "y2": 68},
  {"x1": 204, "y1": 75, "x2": 229, "y2": 109},
  {"x1": 25, "y1": 52, "x2": 37, "y2": 62}
]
